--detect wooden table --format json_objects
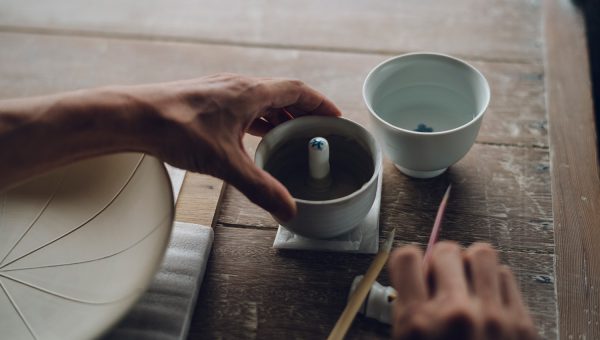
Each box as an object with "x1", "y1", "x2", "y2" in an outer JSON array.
[{"x1": 0, "y1": 1, "x2": 598, "y2": 338}]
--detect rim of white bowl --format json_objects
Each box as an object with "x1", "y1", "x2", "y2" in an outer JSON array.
[
  {"x1": 255, "y1": 116, "x2": 382, "y2": 205},
  {"x1": 362, "y1": 52, "x2": 491, "y2": 136}
]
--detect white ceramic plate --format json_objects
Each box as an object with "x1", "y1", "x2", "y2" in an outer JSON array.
[{"x1": 0, "y1": 153, "x2": 174, "y2": 340}]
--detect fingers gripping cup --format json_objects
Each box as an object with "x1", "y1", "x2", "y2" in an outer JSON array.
[
  {"x1": 363, "y1": 53, "x2": 490, "y2": 178},
  {"x1": 255, "y1": 116, "x2": 382, "y2": 239}
]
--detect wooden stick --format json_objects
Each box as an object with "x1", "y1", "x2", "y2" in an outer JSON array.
[
  {"x1": 423, "y1": 184, "x2": 452, "y2": 264},
  {"x1": 328, "y1": 184, "x2": 451, "y2": 337},
  {"x1": 372, "y1": 184, "x2": 453, "y2": 305},
  {"x1": 327, "y1": 228, "x2": 396, "y2": 340}
]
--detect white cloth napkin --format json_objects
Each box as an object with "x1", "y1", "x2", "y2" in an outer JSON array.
[{"x1": 273, "y1": 172, "x2": 382, "y2": 254}]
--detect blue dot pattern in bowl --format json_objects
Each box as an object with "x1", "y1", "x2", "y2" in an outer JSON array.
[{"x1": 414, "y1": 123, "x2": 434, "y2": 133}]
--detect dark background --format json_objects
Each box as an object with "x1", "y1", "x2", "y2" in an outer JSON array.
[{"x1": 578, "y1": 0, "x2": 600, "y2": 149}]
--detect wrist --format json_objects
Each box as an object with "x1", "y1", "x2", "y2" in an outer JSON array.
[
  {"x1": 64, "y1": 85, "x2": 171, "y2": 156},
  {"x1": 114, "y1": 84, "x2": 184, "y2": 158}
]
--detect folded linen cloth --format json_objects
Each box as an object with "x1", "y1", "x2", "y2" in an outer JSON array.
[{"x1": 103, "y1": 222, "x2": 213, "y2": 340}]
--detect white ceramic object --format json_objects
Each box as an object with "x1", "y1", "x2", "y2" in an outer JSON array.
[
  {"x1": 349, "y1": 275, "x2": 395, "y2": 324},
  {"x1": 363, "y1": 52, "x2": 490, "y2": 178},
  {"x1": 272, "y1": 169, "x2": 382, "y2": 253},
  {"x1": 0, "y1": 153, "x2": 174, "y2": 340},
  {"x1": 308, "y1": 137, "x2": 331, "y2": 181},
  {"x1": 255, "y1": 116, "x2": 382, "y2": 239}
]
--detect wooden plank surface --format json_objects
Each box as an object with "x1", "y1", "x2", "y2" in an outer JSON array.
[
  {"x1": 0, "y1": 29, "x2": 549, "y2": 229},
  {"x1": 208, "y1": 143, "x2": 557, "y2": 338},
  {"x1": 544, "y1": 0, "x2": 600, "y2": 338},
  {"x1": 0, "y1": 32, "x2": 547, "y2": 146},
  {"x1": 5, "y1": 0, "x2": 591, "y2": 338},
  {"x1": 220, "y1": 144, "x2": 554, "y2": 253},
  {"x1": 0, "y1": 0, "x2": 541, "y2": 62},
  {"x1": 190, "y1": 226, "x2": 556, "y2": 339},
  {"x1": 0, "y1": 29, "x2": 558, "y2": 337},
  {"x1": 175, "y1": 172, "x2": 224, "y2": 226}
]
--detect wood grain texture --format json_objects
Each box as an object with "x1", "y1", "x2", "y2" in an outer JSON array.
[
  {"x1": 0, "y1": 2, "x2": 564, "y2": 337},
  {"x1": 213, "y1": 140, "x2": 557, "y2": 337},
  {"x1": 544, "y1": 0, "x2": 600, "y2": 338},
  {"x1": 0, "y1": 32, "x2": 547, "y2": 147},
  {"x1": 190, "y1": 226, "x2": 556, "y2": 339},
  {"x1": 219, "y1": 143, "x2": 554, "y2": 254},
  {"x1": 380, "y1": 143, "x2": 553, "y2": 255},
  {"x1": 0, "y1": 0, "x2": 541, "y2": 62},
  {"x1": 174, "y1": 172, "x2": 225, "y2": 226}
]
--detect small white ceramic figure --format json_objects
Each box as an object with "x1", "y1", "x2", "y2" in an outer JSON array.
[
  {"x1": 349, "y1": 275, "x2": 396, "y2": 325},
  {"x1": 308, "y1": 136, "x2": 332, "y2": 190},
  {"x1": 308, "y1": 136, "x2": 330, "y2": 180}
]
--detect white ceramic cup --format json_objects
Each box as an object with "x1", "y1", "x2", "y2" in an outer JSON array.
[
  {"x1": 363, "y1": 53, "x2": 490, "y2": 178},
  {"x1": 255, "y1": 116, "x2": 382, "y2": 239}
]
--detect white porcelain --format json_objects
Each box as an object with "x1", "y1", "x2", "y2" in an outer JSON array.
[
  {"x1": 363, "y1": 52, "x2": 490, "y2": 178},
  {"x1": 0, "y1": 153, "x2": 174, "y2": 340},
  {"x1": 272, "y1": 171, "x2": 382, "y2": 254},
  {"x1": 308, "y1": 136, "x2": 331, "y2": 181},
  {"x1": 350, "y1": 275, "x2": 395, "y2": 324},
  {"x1": 255, "y1": 116, "x2": 382, "y2": 239}
]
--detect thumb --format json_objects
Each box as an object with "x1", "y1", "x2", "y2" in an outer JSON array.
[{"x1": 226, "y1": 152, "x2": 296, "y2": 222}]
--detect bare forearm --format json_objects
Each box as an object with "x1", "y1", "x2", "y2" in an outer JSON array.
[
  {"x1": 0, "y1": 87, "x2": 164, "y2": 190},
  {"x1": 0, "y1": 74, "x2": 342, "y2": 220}
]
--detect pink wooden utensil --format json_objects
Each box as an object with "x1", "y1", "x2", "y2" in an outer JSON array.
[{"x1": 423, "y1": 184, "x2": 452, "y2": 264}]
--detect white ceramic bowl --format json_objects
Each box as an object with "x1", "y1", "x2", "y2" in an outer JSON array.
[
  {"x1": 363, "y1": 53, "x2": 490, "y2": 178},
  {"x1": 255, "y1": 116, "x2": 382, "y2": 239},
  {"x1": 0, "y1": 153, "x2": 174, "y2": 340}
]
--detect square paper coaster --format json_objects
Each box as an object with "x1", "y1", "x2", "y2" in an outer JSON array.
[{"x1": 273, "y1": 171, "x2": 382, "y2": 254}]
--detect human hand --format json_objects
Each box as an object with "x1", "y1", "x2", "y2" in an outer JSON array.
[
  {"x1": 131, "y1": 73, "x2": 342, "y2": 221},
  {"x1": 387, "y1": 242, "x2": 537, "y2": 340}
]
